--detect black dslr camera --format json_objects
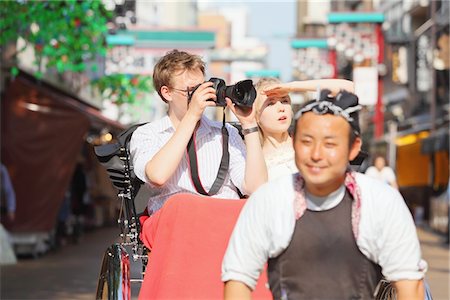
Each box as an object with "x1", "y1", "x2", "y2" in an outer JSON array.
[{"x1": 188, "y1": 77, "x2": 257, "y2": 108}]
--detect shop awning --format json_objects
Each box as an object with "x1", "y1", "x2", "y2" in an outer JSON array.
[
  {"x1": 109, "y1": 29, "x2": 216, "y2": 49},
  {"x1": 327, "y1": 12, "x2": 385, "y2": 23},
  {"x1": 245, "y1": 70, "x2": 280, "y2": 78},
  {"x1": 383, "y1": 87, "x2": 409, "y2": 105},
  {"x1": 421, "y1": 130, "x2": 449, "y2": 154},
  {"x1": 1, "y1": 71, "x2": 124, "y2": 232},
  {"x1": 291, "y1": 39, "x2": 328, "y2": 49}
]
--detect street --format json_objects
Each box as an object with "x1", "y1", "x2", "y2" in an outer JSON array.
[
  {"x1": 1, "y1": 225, "x2": 449, "y2": 300},
  {"x1": 1, "y1": 1, "x2": 448, "y2": 299},
  {"x1": 1, "y1": 226, "x2": 122, "y2": 300},
  {"x1": 419, "y1": 227, "x2": 450, "y2": 300}
]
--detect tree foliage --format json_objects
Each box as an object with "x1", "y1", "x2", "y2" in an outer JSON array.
[
  {"x1": 92, "y1": 74, "x2": 153, "y2": 106},
  {"x1": 0, "y1": 0, "x2": 112, "y2": 75},
  {"x1": 0, "y1": 0, "x2": 153, "y2": 110}
]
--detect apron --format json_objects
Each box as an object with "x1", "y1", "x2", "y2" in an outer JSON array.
[{"x1": 268, "y1": 190, "x2": 382, "y2": 300}]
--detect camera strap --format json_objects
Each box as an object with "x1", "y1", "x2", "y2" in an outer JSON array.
[{"x1": 186, "y1": 110, "x2": 229, "y2": 196}]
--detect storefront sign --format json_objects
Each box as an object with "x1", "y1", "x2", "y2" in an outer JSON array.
[
  {"x1": 106, "y1": 46, "x2": 154, "y2": 75},
  {"x1": 392, "y1": 46, "x2": 408, "y2": 84},
  {"x1": 353, "y1": 66, "x2": 378, "y2": 106},
  {"x1": 416, "y1": 35, "x2": 432, "y2": 92}
]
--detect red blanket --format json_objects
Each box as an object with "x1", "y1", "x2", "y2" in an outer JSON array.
[{"x1": 138, "y1": 193, "x2": 271, "y2": 299}]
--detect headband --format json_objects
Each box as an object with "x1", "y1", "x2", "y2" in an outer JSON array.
[{"x1": 295, "y1": 89, "x2": 362, "y2": 135}]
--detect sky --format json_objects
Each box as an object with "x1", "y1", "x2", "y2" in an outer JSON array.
[
  {"x1": 198, "y1": 0, "x2": 297, "y2": 81},
  {"x1": 247, "y1": 1, "x2": 297, "y2": 81}
]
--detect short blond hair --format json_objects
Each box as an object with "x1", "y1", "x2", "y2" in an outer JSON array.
[{"x1": 153, "y1": 49, "x2": 205, "y2": 103}]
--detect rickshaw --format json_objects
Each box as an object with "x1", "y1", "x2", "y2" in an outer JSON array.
[
  {"x1": 94, "y1": 123, "x2": 149, "y2": 300},
  {"x1": 93, "y1": 122, "x2": 431, "y2": 300},
  {"x1": 93, "y1": 122, "x2": 270, "y2": 300}
]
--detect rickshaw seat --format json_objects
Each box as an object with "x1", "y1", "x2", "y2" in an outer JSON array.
[{"x1": 138, "y1": 193, "x2": 271, "y2": 299}]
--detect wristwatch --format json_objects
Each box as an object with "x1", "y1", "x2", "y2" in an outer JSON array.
[{"x1": 241, "y1": 126, "x2": 259, "y2": 136}]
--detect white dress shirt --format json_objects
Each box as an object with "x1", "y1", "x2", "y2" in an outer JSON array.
[
  {"x1": 222, "y1": 172, "x2": 427, "y2": 290},
  {"x1": 130, "y1": 115, "x2": 246, "y2": 213}
]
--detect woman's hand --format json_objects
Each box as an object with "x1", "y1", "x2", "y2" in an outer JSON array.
[{"x1": 263, "y1": 83, "x2": 291, "y2": 98}]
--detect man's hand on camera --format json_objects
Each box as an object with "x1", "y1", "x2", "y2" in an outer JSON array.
[
  {"x1": 226, "y1": 98, "x2": 257, "y2": 128},
  {"x1": 186, "y1": 82, "x2": 217, "y2": 121}
]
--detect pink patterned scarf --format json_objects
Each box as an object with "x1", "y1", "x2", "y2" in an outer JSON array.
[{"x1": 293, "y1": 171, "x2": 362, "y2": 239}]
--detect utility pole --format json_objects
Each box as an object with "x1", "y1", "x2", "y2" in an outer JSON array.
[
  {"x1": 430, "y1": 0, "x2": 437, "y2": 133},
  {"x1": 375, "y1": 22, "x2": 385, "y2": 138}
]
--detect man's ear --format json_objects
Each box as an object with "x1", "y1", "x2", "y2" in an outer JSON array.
[
  {"x1": 160, "y1": 86, "x2": 172, "y2": 102},
  {"x1": 349, "y1": 137, "x2": 362, "y2": 161}
]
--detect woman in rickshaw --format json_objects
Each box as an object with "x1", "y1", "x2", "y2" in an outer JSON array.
[{"x1": 253, "y1": 77, "x2": 354, "y2": 180}]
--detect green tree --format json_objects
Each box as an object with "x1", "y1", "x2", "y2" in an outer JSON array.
[
  {"x1": 0, "y1": 0, "x2": 154, "y2": 116},
  {"x1": 0, "y1": 0, "x2": 111, "y2": 77},
  {"x1": 92, "y1": 73, "x2": 153, "y2": 106}
]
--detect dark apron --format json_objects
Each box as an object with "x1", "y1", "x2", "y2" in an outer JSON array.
[{"x1": 268, "y1": 190, "x2": 382, "y2": 300}]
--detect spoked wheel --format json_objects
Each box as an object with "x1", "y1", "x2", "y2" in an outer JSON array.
[
  {"x1": 374, "y1": 280, "x2": 396, "y2": 300},
  {"x1": 96, "y1": 243, "x2": 131, "y2": 300}
]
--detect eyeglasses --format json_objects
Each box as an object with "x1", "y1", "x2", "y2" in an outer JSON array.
[
  {"x1": 170, "y1": 86, "x2": 198, "y2": 97},
  {"x1": 171, "y1": 87, "x2": 190, "y2": 95}
]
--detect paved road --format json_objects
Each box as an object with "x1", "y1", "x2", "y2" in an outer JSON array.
[
  {"x1": 1, "y1": 226, "x2": 449, "y2": 299},
  {"x1": 418, "y1": 227, "x2": 450, "y2": 300},
  {"x1": 1, "y1": 226, "x2": 120, "y2": 300}
]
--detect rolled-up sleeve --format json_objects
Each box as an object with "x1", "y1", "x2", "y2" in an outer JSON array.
[
  {"x1": 359, "y1": 178, "x2": 427, "y2": 282},
  {"x1": 129, "y1": 126, "x2": 161, "y2": 184},
  {"x1": 379, "y1": 191, "x2": 427, "y2": 281}
]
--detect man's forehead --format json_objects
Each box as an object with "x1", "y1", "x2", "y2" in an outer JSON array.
[
  {"x1": 172, "y1": 69, "x2": 203, "y2": 87},
  {"x1": 298, "y1": 132, "x2": 340, "y2": 140}
]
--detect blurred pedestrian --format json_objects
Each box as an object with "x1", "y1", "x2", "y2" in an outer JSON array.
[
  {"x1": 0, "y1": 163, "x2": 17, "y2": 265},
  {"x1": 55, "y1": 189, "x2": 72, "y2": 247},
  {"x1": 446, "y1": 181, "x2": 450, "y2": 244},
  {"x1": 70, "y1": 161, "x2": 88, "y2": 243},
  {"x1": 1, "y1": 163, "x2": 16, "y2": 222},
  {"x1": 222, "y1": 90, "x2": 427, "y2": 300},
  {"x1": 365, "y1": 154, "x2": 399, "y2": 189}
]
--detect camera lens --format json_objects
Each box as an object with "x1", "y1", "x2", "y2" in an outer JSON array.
[{"x1": 227, "y1": 80, "x2": 256, "y2": 108}]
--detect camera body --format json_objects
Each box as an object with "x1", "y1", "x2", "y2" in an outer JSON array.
[{"x1": 188, "y1": 77, "x2": 256, "y2": 108}]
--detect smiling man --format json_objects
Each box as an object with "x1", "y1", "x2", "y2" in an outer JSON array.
[{"x1": 222, "y1": 90, "x2": 427, "y2": 300}]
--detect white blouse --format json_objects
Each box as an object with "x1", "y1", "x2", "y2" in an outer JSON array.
[{"x1": 264, "y1": 145, "x2": 298, "y2": 181}]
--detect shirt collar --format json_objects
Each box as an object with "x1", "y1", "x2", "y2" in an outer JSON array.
[
  {"x1": 155, "y1": 115, "x2": 174, "y2": 133},
  {"x1": 305, "y1": 185, "x2": 345, "y2": 211}
]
